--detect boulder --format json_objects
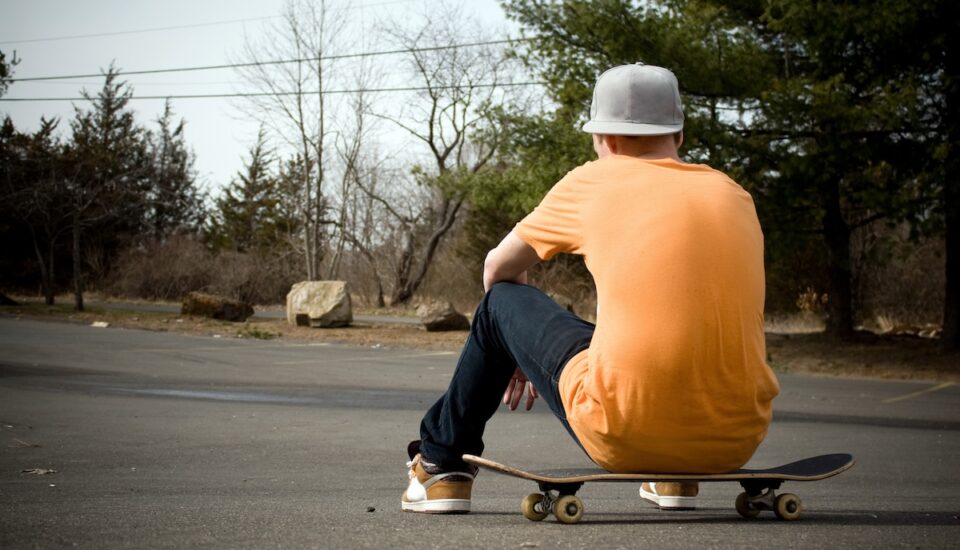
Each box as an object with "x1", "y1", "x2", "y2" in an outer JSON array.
[
  {"x1": 286, "y1": 281, "x2": 353, "y2": 328},
  {"x1": 181, "y1": 292, "x2": 254, "y2": 322},
  {"x1": 416, "y1": 300, "x2": 470, "y2": 332}
]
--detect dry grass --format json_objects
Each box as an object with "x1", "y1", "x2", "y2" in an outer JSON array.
[
  {"x1": 765, "y1": 312, "x2": 826, "y2": 334},
  {"x1": 766, "y1": 331, "x2": 959, "y2": 382},
  {"x1": 0, "y1": 297, "x2": 466, "y2": 351},
  {"x1": 2, "y1": 298, "x2": 957, "y2": 382}
]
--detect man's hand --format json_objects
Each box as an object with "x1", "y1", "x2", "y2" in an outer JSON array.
[{"x1": 503, "y1": 368, "x2": 539, "y2": 411}]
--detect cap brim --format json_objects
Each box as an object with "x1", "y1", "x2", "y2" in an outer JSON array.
[{"x1": 582, "y1": 120, "x2": 682, "y2": 136}]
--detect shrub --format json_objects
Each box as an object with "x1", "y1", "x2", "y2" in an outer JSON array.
[
  {"x1": 107, "y1": 236, "x2": 214, "y2": 301},
  {"x1": 106, "y1": 236, "x2": 303, "y2": 305}
]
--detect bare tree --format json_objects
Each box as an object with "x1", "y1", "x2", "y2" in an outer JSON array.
[
  {"x1": 325, "y1": 55, "x2": 380, "y2": 280},
  {"x1": 338, "y1": 152, "x2": 395, "y2": 307},
  {"x1": 235, "y1": 0, "x2": 348, "y2": 281},
  {"x1": 374, "y1": 4, "x2": 513, "y2": 304}
]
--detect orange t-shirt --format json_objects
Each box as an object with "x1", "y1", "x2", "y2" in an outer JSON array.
[{"x1": 514, "y1": 155, "x2": 780, "y2": 473}]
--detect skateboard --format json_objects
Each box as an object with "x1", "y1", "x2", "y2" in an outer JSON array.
[{"x1": 462, "y1": 453, "x2": 855, "y2": 524}]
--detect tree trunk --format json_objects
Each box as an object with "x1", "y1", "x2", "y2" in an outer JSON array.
[
  {"x1": 365, "y1": 258, "x2": 386, "y2": 308},
  {"x1": 391, "y1": 198, "x2": 464, "y2": 305},
  {"x1": 822, "y1": 180, "x2": 854, "y2": 339},
  {"x1": 30, "y1": 230, "x2": 55, "y2": 305},
  {"x1": 72, "y1": 212, "x2": 84, "y2": 312},
  {"x1": 391, "y1": 285, "x2": 413, "y2": 306},
  {"x1": 944, "y1": 181, "x2": 959, "y2": 351},
  {"x1": 390, "y1": 229, "x2": 415, "y2": 305},
  {"x1": 46, "y1": 244, "x2": 56, "y2": 306},
  {"x1": 375, "y1": 279, "x2": 385, "y2": 308},
  {"x1": 941, "y1": 30, "x2": 960, "y2": 352},
  {"x1": 365, "y1": 254, "x2": 386, "y2": 308}
]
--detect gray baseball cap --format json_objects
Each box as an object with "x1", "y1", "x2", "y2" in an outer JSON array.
[{"x1": 582, "y1": 63, "x2": 684, "y2": 136}]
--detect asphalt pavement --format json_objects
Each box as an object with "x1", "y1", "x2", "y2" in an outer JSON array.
[{"x1": 1, "y1": 316, "x2": 958, "y2": 548}]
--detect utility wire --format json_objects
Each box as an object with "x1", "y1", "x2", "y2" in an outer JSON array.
[
  {"x1": 0, "y1": 0, "x2": 412, "y2": 45},
  {"x1": 10, "y1": 38, "x2": 524, "y2": 83},
  {"x1": 0, "y1": 81, "x2": 546, "y2": 102},
  {"x1": 0, "y1": 16, "x2": 282, "y2": 46}
]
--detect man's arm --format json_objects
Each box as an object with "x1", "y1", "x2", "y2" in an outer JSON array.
[
  {"x1": 483, "y1": 230, "x2": 543, "y2": 410},
  {"x1": 482, "y1": 231, "x2": 541, "y2": 292}
]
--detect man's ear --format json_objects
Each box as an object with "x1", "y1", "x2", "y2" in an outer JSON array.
[
  {"x1": 604, "y1": 134, "x2": 619, "y2": 154},
  {"x1": 674, "y1": 131, "x2": 684, "y2": 149}
]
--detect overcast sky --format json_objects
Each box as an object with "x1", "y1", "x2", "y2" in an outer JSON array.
[{"x1": 0, "y1": 0, "x2": 517, "y2": 193}]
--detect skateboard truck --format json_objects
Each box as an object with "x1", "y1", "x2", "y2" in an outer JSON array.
[
  {"x1": 736, "y1": 480, "x2": 803, "y2": 520},
  {"x1": 522, "y1": 482, "x2": 585, "y2": 524}
]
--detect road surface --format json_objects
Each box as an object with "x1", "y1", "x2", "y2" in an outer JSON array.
[{"x1": 1, "y1": 317, "x2": 958, "y2": 548}]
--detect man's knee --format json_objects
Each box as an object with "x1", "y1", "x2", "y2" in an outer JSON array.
[
  {"x1": 484, "y1": 282, "x2": 536, "y2": 313},
  {"x1": 486, "y1": 281, "x2": 520, "y2": 301}
]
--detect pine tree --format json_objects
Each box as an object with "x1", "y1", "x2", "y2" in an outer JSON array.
[
  {"x1": 64, "y1": 66, "x2": 150, "y2": 310},
  {"x1": 213, "y1": 129, "x2": 289, "y2": 254},
  {"x1": 0, "y1": 50, "x2": 18, "y2": 98},
  {"x1": 1, "y1": 117, "x2": 72, "y2": 304},
  {"x1": 504, "y1": 0, "x2": 946, "y2": 339},
  {"x1": 146, "y1": 100, "x2": 204, "y2": 241}
]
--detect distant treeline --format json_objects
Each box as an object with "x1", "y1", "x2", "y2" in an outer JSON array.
[{"x1": 1, "y1": 0, "x2": 957, "y2": 350}]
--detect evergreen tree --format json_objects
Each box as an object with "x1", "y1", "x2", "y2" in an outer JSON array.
[
  {"x1": 744, "y1": 0, "x2": 940, "y2": 338},
  {"x1": 64, "y1": 66, "x2": 151, "y2": 310},
  {"x1": 0, "y1": 117, "x2": 72, "y2": 304},
  {"x1": 0, "y1": 50, "x2": 18, "y2": 98},
  {"x1": 274, "y1": 154, "x2": 307, "y2": 253},
  {"x1": 504, "y1": 0, "x2": 946, "y2": 339},
  {"x1": 213, "y1": 129, "x2": 291, "y2": 254},
  {"x1": 146, "y1": 100, "x2": 204, "y2": 241},
  {"x1": 922, "y1": 0, "x2": 960, "y2": 350}
]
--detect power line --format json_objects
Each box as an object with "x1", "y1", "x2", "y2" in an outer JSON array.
[
  {"x1": 22, "y1": 80, "x2": 250, "y2": 87},
  {"x1": 0, "y1": 81, "x2": 546, "y2": 102},
  {"x1": 10, "y1": 38, "x2": 524, "y2": 83},
  {"x1": 0, "y1": 15, "x2": 281, "y2": 46},
  {"x1": 0, "y1": 1, "x2": 413, "y2": 46}
]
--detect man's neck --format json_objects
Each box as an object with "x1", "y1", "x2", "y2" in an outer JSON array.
[
  {"x1": 595, "y1": 134, "x2": 681, "y2": 161},
  {"x1": 621, "y1": 149, "x2": 681, "y2": 161}
]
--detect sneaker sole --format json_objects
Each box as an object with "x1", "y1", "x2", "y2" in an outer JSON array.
[
  {"x1": 401, "y1": 499, "x2": 471, "y2": 514},
  {"x1": 639, "y1": 487, "x2": 697, "y2": 511}
]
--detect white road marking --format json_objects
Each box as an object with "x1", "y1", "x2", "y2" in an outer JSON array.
[
  {"x1": 883, "y1": 381, "x2": 955, "y2": 404},
  {"x1": 272, "y1": 350, "x2": 456, "y2": 365}
]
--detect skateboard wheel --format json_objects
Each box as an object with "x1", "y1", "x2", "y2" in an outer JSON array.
[
  {"x1": 521, "y1": 493, "x2": 549, "y2": 521},
  {"x1": 735, "y1": 492, "x2": 760, "y2": 519},
  {"x1": 552, "y1": 495, "x2": 584, "y2": 524},
  {"x1": 774, "y1": 493, "x2": 802, "y2": 521}
]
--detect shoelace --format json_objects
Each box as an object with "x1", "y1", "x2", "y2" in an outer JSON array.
[{"x1": 406, "y1": 455, "x2": 475, "y2": 482}]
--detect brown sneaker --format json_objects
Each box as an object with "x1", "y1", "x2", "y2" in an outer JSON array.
[
  {"x1": 639, "y1": 482, "x2": 699, "y2": 510},
  {"x1": 401, "y1": 453, "x2": 474, "y2": 514}
]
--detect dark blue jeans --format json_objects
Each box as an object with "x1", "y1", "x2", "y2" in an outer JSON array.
[{"x1": 418, "y1": 282, "x2": 595, "y2": 471}]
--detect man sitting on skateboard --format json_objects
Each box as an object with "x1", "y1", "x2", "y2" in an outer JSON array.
[{"x1": 402, "y1": 63, "x2": 780, "y2": 513}]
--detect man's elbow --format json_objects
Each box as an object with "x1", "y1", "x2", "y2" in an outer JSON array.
[
  {"x1": 482, "y1": 250, "x2": 501, "y2": 290},
  {"x1": 483, "y1": 248, "x2": 520, "y2": 290},
  {"x1": 482, "y1": 232, "x2": 538, "y2": 291}
]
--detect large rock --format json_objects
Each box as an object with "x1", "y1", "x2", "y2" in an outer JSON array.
[
  {"x1": 416, "y1": 300, "x2": 470, "y2": 332},
  {"x1": 181, "y1": 291, "x2": 253, "y2": 322},
  {"x1": 286, "y1": 281, "x2": 353, "y2": 328}
]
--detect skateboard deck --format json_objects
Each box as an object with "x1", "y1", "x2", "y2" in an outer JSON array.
[{"x1": 463, "y1": 453, "x2": 855, "y2": 524}]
